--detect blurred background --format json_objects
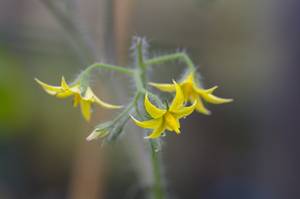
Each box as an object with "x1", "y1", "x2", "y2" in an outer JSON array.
[{"x1": 0, "y1": 0, "x2": 299, "y2": 198}]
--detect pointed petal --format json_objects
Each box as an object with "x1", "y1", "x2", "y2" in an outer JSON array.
[
  {"x1": 149, "y1": 82, "x2": 176, "y2": 92},
  {"x1": 165, "y1": 113, "x2": 180, "y2": 133},
  {"x1": 73, "y1": 94, "x2": 81, "y2": 107},
  {"x1": 145, "y1": 121, "x2": 165, "y2": 139},
  {"x1": 169, "y1": 81, "x2": 184, "y2": 112},
  {"x1": 201, "y1": 93, "x2": 233, "y2": 104},
  {"x1": 195, "y1": 96, "x2": 211, "y2": 115},
  {"x1": 80, "y1": 99, "x2": 91, "y2": 121},
  {"x1": 61, "y1": 76, "x2": 69, "y2": 89},
  {"x1": 35, "y1": 78, "x2": 62, "y2": 95},
  {"x1": 203, "y1": 86, "x2": 218, "y2": 94},
  {"x1": 173, "y1": 100, "x2": 196, "y2": 118},
  {"x1": 94, "y1": 96, "x2": 123, "y2": 109},
  {"x1": 130, "y1": 115, "x2": 161, "y2": 129},
  {"x1": 85, "y1": 87, "x2": 123, "y2": 109},
  {"x1": 144, "y1": 93, "x2": 166, "y2": 119}
]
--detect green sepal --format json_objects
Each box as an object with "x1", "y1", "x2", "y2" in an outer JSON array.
[
  {"x1": 105, "y1": 116, "x2": 130, "y2": 143},
  {"x1": 86, "y1": 121, "x2": 113, "y2": 141}
]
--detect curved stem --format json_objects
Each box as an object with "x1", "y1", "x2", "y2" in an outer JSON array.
[
  {"x1": 85, "y1": 63, "x2": 135, "y2": 76},
  {"x1": 78, "y1": 63, "x2": 134, "y2": 87},
  {"x1": 145, "y1": 52, "x2": 195, "y2": 71}
]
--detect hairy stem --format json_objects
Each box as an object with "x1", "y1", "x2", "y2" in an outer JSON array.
[
  {"x1": 145, "y1": 52, "x2": 195, "y2": 70},
  {"x1": 150, "y1": 140, "x2": 165, "y2": 199},
  {"x1": 134, "y1": 40, "x2": 166, "y2": 199},
  {"x1": 83, "y1": 63, "x2": 134, "y2": 77}
]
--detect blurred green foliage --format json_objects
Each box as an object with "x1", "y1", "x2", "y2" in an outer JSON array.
[{"x1": 0, "y1": 45, "x2": 32, "y2": 134}]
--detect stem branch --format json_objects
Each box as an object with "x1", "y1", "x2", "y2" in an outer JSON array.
[{"x1": 145, "y1": 52, "x2": 195, "y2": 70}]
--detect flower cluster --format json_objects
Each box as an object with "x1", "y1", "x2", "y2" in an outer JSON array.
[{"x1": 35, "y1": 38, "x2": 232, "y2": 141}]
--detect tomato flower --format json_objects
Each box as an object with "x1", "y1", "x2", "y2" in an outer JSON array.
[
  {"x1": 149, "y1": 71, "x2": 233, "y2": 115},
  {"x1": 35, "y1": 77, "x2": 122, "y2": 121},
  {"x1": 131, "y1": 81, "x2": 196, "y2": 139}
]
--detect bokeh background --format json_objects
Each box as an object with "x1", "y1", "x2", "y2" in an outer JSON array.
[{"x1": 0, "y1": 0, "x2": 299, "y2": 198}]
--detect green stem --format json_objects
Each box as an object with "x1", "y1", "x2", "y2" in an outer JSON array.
[
  {"x1": 78, "y1": 63, "x2": 134, "y2": 86},
  {"x1": 133, "y1": 40, "x2": 166, "y2": 199},
  {"x1": 145, "y1": 52, "x2": 195, "y2": 70},
  {"x1": 86, "y1": 63, "x2": 135, "y2": 76},
  {"x1": 136, "y1": 39, "x2": 147, "y2": 70},
  {"x1": 150, "y1": 140, "x2": 165, "y2": 199}
]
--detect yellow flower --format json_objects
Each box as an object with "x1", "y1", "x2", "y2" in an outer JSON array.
[
  {"x1": 149, "y1": 71, "x2": 233, "y2": 115},
  {"x1": 131, "y1": 81, "x2": 196, "y2": 139},
  {"x1": 35, "y1": 77, "x2": 122, "y2": 121}
]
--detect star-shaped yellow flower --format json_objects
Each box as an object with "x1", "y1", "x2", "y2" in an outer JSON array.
[
  {"x1": 149, "y1": 71, "x2": 233, "y2": 115},
  {"x1": 35, "y1": 77, "x2": 122, "y2": 121},
  {"x1": 131, "y1": 81, "x2": 196, "y2": 139}
]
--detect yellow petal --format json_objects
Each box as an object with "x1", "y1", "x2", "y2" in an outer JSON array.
[
  {"x1": 144, "y1": 93, "x2": 166, "y2": 119},
  {"x1": 148, "y1": 82, "x2": 176, "y2": 92},
  {"x1": 164, "y1": 113, "x2": 180, "y2": 134},
  {"x1": 183, "y1": 71, "x2": 195, "y2": 84},
  {"x1": 169, "y1": 81, "x2": 184, "y2": 112},
  {"x1": 145, "y1": 121, "x2": 165, "y2": 139},
  {"x1": 130, "y1": 115, "x2": 161, "y2": 129},
  {"x1": 201, "y1": 93, "x2": 233, "y2": 104},
  {"x1": 55, "y1": 90, "x2": 74, "y2": 98},
  {"x1": 61, "y1": 76, "x2": 69, "y2": 89},
  {"x1": 194, "y1": 96, "x2": 211, "y2": 115},
  {"x1": 73, "y1": 94, "x2": 81, "y2": 107},
  {"x1": 94, "y1": 96, "x2": 123, "y2": 109},
  {"x1": 203, "y1": 86, "x2": 218, "y2": 94},
  {"x1": 173, "y1": 100, "x2": 196, "y2": 118},
  {"x1": 80, "y1": 99, "x2": 91, "y2": 121},
  {"x1": 35, "y1": 78, "x2": 62, "y2": 95},
  {"x1": 85, "y1": 87, "x2": 123, "y2": 109}
]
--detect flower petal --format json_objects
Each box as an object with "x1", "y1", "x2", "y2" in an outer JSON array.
[
  {"x1": 201, "y1": 93, "x2": 233, "y2": 104},
  {"x1": 73, "y1": 94, "x2": 81, "y2": 107},
  {"x1": 203, "y1": 86, "x2": 218, "y2": 94},
  {"x1": 94, "y1": 96, "x2": 123, "y2": 109},
  {"x1": 194, "y1": 96, "x2": 211, "y2": 115},
  {"x1": 80, "y1": 99, "x2": 91, "y2": 121},
  {"x1": 169, "y1": 81, "x2": 184, "y2": 112},
  {"x1": 85, "y1": 87, "x2": 123, "y2": 109},
  {"x1": 35, "y1": 78, "x2": 62, "y2": 95},
  {"x1": 61, "y1": 76, "x2": 69, "y2": 89},
  {"x1": 144, "y1": 93, "x2": 166, "y2": 119},
  {"x1": 165, "y1": 113, "x2": 180, "y2": 134},
  {"x1": 173, "y1": 100, "x2": 196, "y2": 118},
  {"x1": 55, "y1": 90, "x2": 74, "y2": 98},
  {"x1": 130, "y1": 115, "x2": 161, "y2": 129},
  {"x1": 145, "y1": 121, "x2": 165, "y2": 139},
  {"x1": 149, "y1": 82, "x2": 176, "y2": 92}
]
